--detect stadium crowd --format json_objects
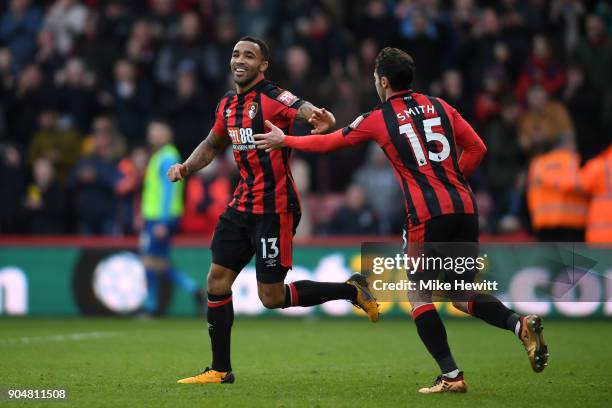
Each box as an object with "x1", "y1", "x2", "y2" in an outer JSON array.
[{"x1": 0, "y1": 0, "x2": 611, "y2": 239}]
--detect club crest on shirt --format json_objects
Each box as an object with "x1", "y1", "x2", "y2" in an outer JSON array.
[
  {"x1": 277, "y1": 90, "x2": 298, "y2": 106},
  {"x1": 225, "y1": 108, "x2": 232, "y2": 118},
  {"x1": 247, "y1": 102, "x2": 258, "y2": 119}
]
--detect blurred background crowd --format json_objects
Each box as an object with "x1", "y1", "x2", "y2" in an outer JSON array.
[{"x1": 1, "y1": 0, "x2": 611, "y2": 239}]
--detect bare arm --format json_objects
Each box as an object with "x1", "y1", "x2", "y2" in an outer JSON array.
[
  {"x1": 295, "y1": 101, "x2": 336, "y2": 134},
  {"x1": 167, "y1": 130, "x2": 229, "y2": 182}
]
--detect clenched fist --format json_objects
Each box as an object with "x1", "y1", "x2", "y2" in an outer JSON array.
[{"x1": 167, "y1": 163, "x2": 188, "y2": 182}]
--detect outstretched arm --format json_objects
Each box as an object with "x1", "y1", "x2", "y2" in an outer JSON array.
[
  {"x1": 254, "y1": 120, "x2": 353, "y2": 153},
  {"x1": 167, "y1": 130, "x2": 229, "y2": 182},
  {"x1": 295, "y1": 102, "x2": 336, "y2": 134}
]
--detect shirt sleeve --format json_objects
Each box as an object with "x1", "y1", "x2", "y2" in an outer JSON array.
[
  {"x1": 451, "y1": 107, "x2": 487, "y2": 177},
  {"x1": 268, "y1": 90, "x2": 305, "y2": 131},
  {"x1": 212, "y1": 99, "x2": 228, "y2": 137},
  {"x1": 284, "y1": 130, "x2": 353, "y2": 152},
  {"x1": 340, "y1": 112, "x2": 378, "y2": 144},
  {"x1": 284, "y1": 112, "x2": 377, "y2": 153}
]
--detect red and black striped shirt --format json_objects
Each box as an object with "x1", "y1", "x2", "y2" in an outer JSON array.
[
  {"x1": 283, "y1": 91, "x2": 484, "y2": 226},
  {"x1": 212, "y1": 79, "x2": 303, "y2": 214}
]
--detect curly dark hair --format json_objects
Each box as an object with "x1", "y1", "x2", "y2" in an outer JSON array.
[{"x1": 374, "y1": 47, "x2": 416, "y2": 91}]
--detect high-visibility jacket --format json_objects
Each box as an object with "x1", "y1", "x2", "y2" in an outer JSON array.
[
  {"x1": 527, "y1": 148, "x2": 588, "y2": 230},
  {"x1": 576, "y1": 146, "x2": 612, "y2": 243},
  {"x1": 141, "y1": 144, "x2": 184, "y2": 221}
]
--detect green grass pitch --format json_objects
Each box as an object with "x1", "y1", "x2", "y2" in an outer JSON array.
[{"x1": 0, "y1": 317, "x2": 610, "y2": 407}]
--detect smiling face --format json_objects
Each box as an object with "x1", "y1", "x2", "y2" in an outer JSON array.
[{"x1": 230, "y1": 40, "x2": 268, "y2": 88}]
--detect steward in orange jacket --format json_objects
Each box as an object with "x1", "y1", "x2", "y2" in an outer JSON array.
[{"x1": 527, "y1": 144, "x2": 588, "y2": 241}]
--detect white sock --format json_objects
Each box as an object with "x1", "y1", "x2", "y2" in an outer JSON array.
[
  {"x1": 444, "y1": 369, "x2": 460, "y2": 379},
  {"x1": 514, "y1": 320, "x2": 521, "y2": 337}
]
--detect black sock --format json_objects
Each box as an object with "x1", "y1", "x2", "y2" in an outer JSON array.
[
  {"x1": 207, "y1": 292, "x2": 234, "y2": 372},
  {"x1": 469, "y1": 293, "x2": 521, "y2": 334},
  {"x1": 283, "y1": 281, "x2": 357, "y2": 307},
  {"x1": 413, "y1": 304, "x2": 458, "y2": 374}
]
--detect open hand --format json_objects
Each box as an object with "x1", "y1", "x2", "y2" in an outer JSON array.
[
  {"x1": 308, "y1": 108, "x2": 335, "y2": 134},
  {"x1": 254, "y1": 120, "x2": 286, "y2": 152}
]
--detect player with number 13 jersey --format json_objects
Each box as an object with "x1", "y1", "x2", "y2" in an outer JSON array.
[{"x1": 168, "y1": 36, "x2": 379, "y2": 385}]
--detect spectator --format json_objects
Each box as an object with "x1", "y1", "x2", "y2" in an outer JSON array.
[
  {"x1": 125, "y1": 20, "x2": 158, "y2": 83},
  {"x1": 354, "y1": 143, "x2": 403, "y2": 234},
  {"x1": 156, "y1": 11, "x2": 204, "y2": 87},
  {"x1": 519, "y1": 84, "x2": 574, "y2": 156},
  {"x1": 282, "y1": 45, "x2": 319, "y2": 104},
  {"x1": 526, "y1": 137, "x2": 587, "y2": 242},
  {"x1": 160, "y1": 63, "x2": 209, "y2": 158},
  {"x1": 103, "y1": 59, "x2": 151, "y2": 146},
  {"x1": 68, "y1": 119, "x2": 119, "y2": 235},
  {"x1": 43, "y1": 0, "x2": 89, "y2": 55},
  {"x1": 515, "y1": 35, "x2": 565, "y2": 102},
  {"x1": 56, "y1": 58, "x2": 98, "y2": 134},
  {"x1": 28, "y1": 108, "x2": 81, "y2": 182},
  {"x1": 325, "y1": 184, "x2": 379, "y2": 235},
  {"x1": 201, "y1": 14, "x2": 238, "y2": 96},
  {"x1": 0, "y1": 143, "x2": 26, "y2": 233},
  {"x1": 180, "y1": 159, "x2": 231, "y2": 238},
  {"x1": 116, "y1": 145, "x2": 148, "y2": 235},
  {"x1": 24, "y1": 157, "x2": 66, "y2": 234},
  {"x1": 81, "y1": 115, "x2": 126, "y2": 162},
  {"x1": 33, "y1": 30, "x2": 65, "y2": 83},
  {"x1": 357, "y1": 0, "x2": 398, "y2": 46},
  {"x1": 563, "y1": 64, "x2": 606, "y2": 163},
  {"x1": 0, "y1": 48, "x2": 16, "y2": 138},
  {"x1": 355, "y1": 38, "x2": 381, "y2": 111},
  {"x1": 483, "y1": 96, "x2": 524, "y2": 233},
  {"x1": 146, "y1": 0, "x2": 181, "y2": 41},
  {"x1": 0, "y1": 0, "x2": 42, "y2": 70},
  {"x1": 438, "y1": 69, "x2": 473, "y2": 120},
  {"x1": 399, "y1": 7, "x2": 442, "y2": 89},
  {"x1": 473, "y1": 67, "x2": 507, "y2": 127},
  {"x1": 72, "y1": 11, "x2": 120, "y2": 86},
  {"x1": 7, "y1": 64, "x2": 56, "y2": 146},
  {"x1": 572, "y1": 14, "x2": 612, "y2": 91},
  {"x1": 232, "y1": 0, "x2": 277, "y2": 38},
  {"x1": 295, "y1": 7, "x2": 349, "y2": 77},
  {"x1": 570, "y1": 144, "x2": 612, "y2": 243},
  {"x1": 99, "y1": 0, "x2": 134, "y2": 45}
]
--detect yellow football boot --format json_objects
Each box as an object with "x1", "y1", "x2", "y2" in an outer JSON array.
[
  {"x1": 519, "y1": 314, "x2": 549, "y2": 373},
  {"x1": 177, "y1": 367, "x2": 235, "y2": 384},
  {"x1": 346, "y1": 274, "x2": 380, "y2": 322},
  {"x1": 418, "y1": 372, "x2": 468, "y2": 394}
]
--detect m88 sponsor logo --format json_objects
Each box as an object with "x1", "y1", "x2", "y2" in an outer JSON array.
[{"x1": 229, "y1": 127, "x2": 256, "y2": 150}]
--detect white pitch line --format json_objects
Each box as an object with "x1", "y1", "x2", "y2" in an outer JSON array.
[{"x1": 0, "y1": 331, "x2": 122, "y2": 346}]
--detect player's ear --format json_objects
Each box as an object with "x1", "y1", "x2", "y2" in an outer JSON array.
[
  {"x1": 259, "y1": 60, "x2": 269, "y2": 73},
  {"x1": 380, "y1": 76, "x2": 390, "y2": 90}
]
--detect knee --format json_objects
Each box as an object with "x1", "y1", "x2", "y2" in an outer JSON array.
[
  {"x1": 206, "y1": 265, "x2": 234, "y2": 295},
  {"x1": 258, "y1": 291, "x2": 285, "y2": 309},
  {"x1": 451, "y1": 300, "x2": 469, "y2": 314}
]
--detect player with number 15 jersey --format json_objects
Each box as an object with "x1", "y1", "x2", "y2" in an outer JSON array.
[{"x1": 254, "y1": 46, "x2": 549, "y2": 394}]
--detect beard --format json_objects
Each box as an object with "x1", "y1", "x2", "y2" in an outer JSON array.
[{"x1": 233, "y1": 69, "x2": 259, "y2": 86}]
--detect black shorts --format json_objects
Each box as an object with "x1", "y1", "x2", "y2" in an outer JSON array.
[
  {"x1": 404, "y1": 214, "x2": 479, "y2": 288},
  {"x1": 211, "y1": 207, "x2": 300, "y2": 284}
]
